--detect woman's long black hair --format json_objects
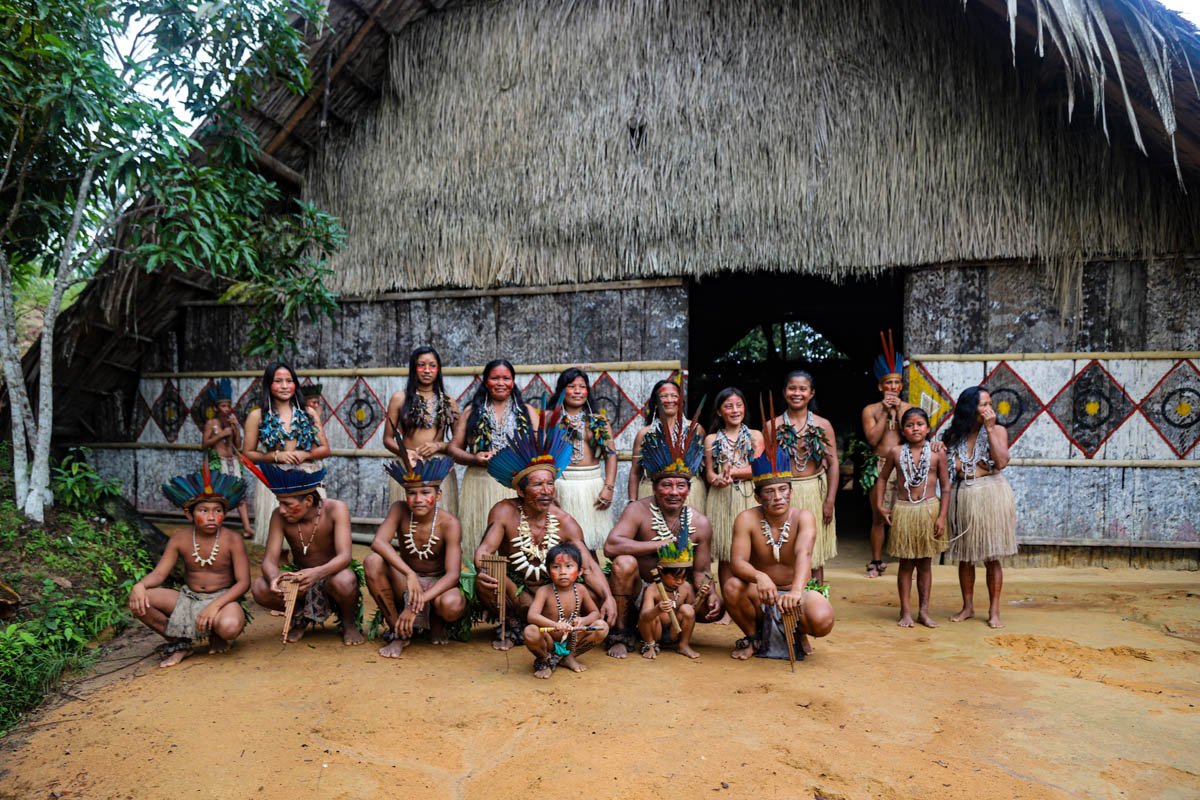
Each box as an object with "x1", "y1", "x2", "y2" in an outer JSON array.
[
  {"x1": 941, "y1": 386, "x2": 984, "y2": 447},
  {"x1": 464, "y1": 359, "x2": 531, "y2": 434},
  {"x1": 708, "y1": 387, "x2": 747, "y2": 433},
  {"x1": 552, "y1": 367, "x2": 596, "y2": 414},
  {"x1": 642, "y1": 379, "x2": 683, "y2": 425},
  {"x1": 259, "y1": 361, "x2": 304, "y2": 415},
  {"x1": 399, "y1": 346, "x2": 450, "y2": 435}
]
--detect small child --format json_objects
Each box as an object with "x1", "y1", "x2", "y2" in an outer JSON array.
[
  {"x1": 129, "y1": 463, "x2": 251, "y2": 666},
  {"x1": 875, "y1": 408, "x2": 949, "y2": 629},
  {"x1": 201, "y1": 379, "x2": 253, "y2": 538},
  {"x1": 637, "y1": 542, "x2": 700, "y2": 659},
  {"x1": 523, "y1": 543, "x2": 609, "y2": 679}
]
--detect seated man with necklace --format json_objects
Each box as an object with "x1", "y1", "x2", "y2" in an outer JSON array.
[
  {"x1": 365, "y1": 453, "x2": 467, "y2": 657},
  {"x1": 474, "y1": 412, "x2": 616, "y2": 651},
  {"x1": 247, "y1": 462, "x2": 365, "y2": 645},
  {"x1": 604, "y1": 416, "x2": 722, "y2": 658},
  {"x1": 724, "y1": 438, "x2": 835, "y2": 661}
]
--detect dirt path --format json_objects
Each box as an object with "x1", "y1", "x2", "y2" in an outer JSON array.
[{"x1": 1, "y1": 546, "x2": 1197, "y2": 800}]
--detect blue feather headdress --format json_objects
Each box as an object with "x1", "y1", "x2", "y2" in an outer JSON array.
[
  {"x1": 238, "y1": 454, "x2": 326, "y2": 498},
  {"x1": 206, "y1": 377, "x2": 233, "y2": 404},
  {"x1": 384, "y1": 452, "x2": 454, "y2": 489},
  {"x1": 873, "y1": 329, "x2": 905, "y2": 382},
  {"x1": 487, "y1": 407, "x2": 572, "y2": 489},
  {"x1": 162, "y1": 461, "x2": 246, "y2": 510},
  {"x1": 641, "y1": 401, "x2": 704, "y2": 481},
  {"x1": 752, "y1": 395, "x2": 794, "y2": 488}
]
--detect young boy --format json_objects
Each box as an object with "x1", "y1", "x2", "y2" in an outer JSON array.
[
  {"x1": 875, "y1": 408, "x2": 949, "y2": 628},
  {"x1": 129, "y1": 463, "x2": 251, "y2": 667},
  {"x1": 859, "y1": 332, "x2": 912, "y2": 578},
  {"x1": 636, "y1": 542, "x2": 700, "y2": 659},
  {"x1": 523, "y1": 543, "x2": 609, "y2": 679},
  {"x1": 201, "y1": 378, "x2": 253, "y2": 537}
]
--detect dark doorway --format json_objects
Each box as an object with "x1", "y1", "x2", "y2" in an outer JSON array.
[{"x1": 686, "y1": 271, "x2": 905, "y2": 542}]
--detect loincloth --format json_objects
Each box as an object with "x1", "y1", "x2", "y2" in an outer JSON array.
[
  {"x1": 293, "y1": 576, "x2": 335, "y2": 628},
  {"x1": 754, "y1": 601, "x2": 803, "y2": 661},
  {"x1": 165, "y1": 586, "x2": 246, "y2": 642},
  {"x1": 402, "y1": 574, "x2": 442, "y2": 632}
]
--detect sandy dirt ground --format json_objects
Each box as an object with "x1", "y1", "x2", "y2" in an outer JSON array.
[{"x1": 1, "y1": 536, "x2": 1197, "y2": 800}]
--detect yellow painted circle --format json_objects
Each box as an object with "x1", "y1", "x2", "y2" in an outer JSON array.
[
  {"x1": 355, "y1": 408, "x2": 367, "y2": 422},
  {"x1": 1084, "y1": 400, "x2": 1101, "y2": 416},
  {"x1": 1178, "y1": 400, "x2": 1193, "y2": 417},
  {"x1": 996, "y1": 400, "x2": 1012, "y2": 416}
]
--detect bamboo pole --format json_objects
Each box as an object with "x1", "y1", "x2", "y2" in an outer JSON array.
[
  {"x1": 911, "y1": 351, "x2": 1200, "y2": 362},
  {"x1": 142, "y1": 360, "x2": 682, "y2": 379}
]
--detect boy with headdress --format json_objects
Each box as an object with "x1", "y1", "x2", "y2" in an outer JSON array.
[
  {"x1": 635, "y1": 538, "x2": 700, "y2": 659},
  {"x1": 724, "y1": 432, "x2": 835, "y2": 661},
  {"x1": 365, "y1": 453, "x2": 467, "y2": 658},
  {"x1": 201, "y1": 378, "x2": 253, "y2": 537},
  {"x1": 860, "y1": 331, "x2": 913, "y2": 578},
  {"x1": 128, "y1": 463, "x2": 251, "y2": 667},
  {"x1": 473, "y1": 409, "x2": 616, "y2": 650},
  {"x1": 604, "y1": 408, "x2": 721, "y2": 658},
  {"x1": 245, "y1": 461, "x2": 365, "y2": 645}
]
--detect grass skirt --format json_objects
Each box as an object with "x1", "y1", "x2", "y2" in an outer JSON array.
[
  {"x1": 388, "y1": 467, "x2": 460, "y2": 516},
  {"x1": 788, "y1": 473, "x2": 837, "y2": 567},
  {"x1": 637, "y1": 475, "x2": 707, "y2": 513},
  {"x1": 705, "y1": 481, "x2": 758, "y2": 562},
  {"x1": 887, "y1": 497, "x2": 946, "y2": 560},
  {"x1": 947, "y1": 473, "x2": 1018, "y2": 563},
  {"x1": 458, "y1": 464, "x2": 515, "y2": 557},
  {"x1": 555, "y1": 465, "x2": 612, "y2": 550}
]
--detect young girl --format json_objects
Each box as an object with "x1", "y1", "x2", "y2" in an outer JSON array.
[
  {"x1": 875, "y1": 408, "x2": 949, "y2": 628},
  {"x1": 703, "y1": 388, "x2": 764, "y2": 580},
  {"x1": 551, "y1": 368, "x2": 617, "y2": 555},
  {"x1": 243, "y1": 362, "x2": 332, "y2": 545},
  {"x1": 384, "y1": 347, "x2": 461, "y2": 514},
  {"x1": 772, "y1": 371, "x2": 839, "y2": 584},
  {"x1": 942, "y1": 387, "x2": 1017, "y2": 629},
  {"x1": 523, "y1": 543, "x2": 609, "y2": 678},
  {"x1": 628, "y1": 380, "x2": 707, "y2": 511},
  {"x1": 448, "y1": 359, "x2": 539, "y2": 557}
]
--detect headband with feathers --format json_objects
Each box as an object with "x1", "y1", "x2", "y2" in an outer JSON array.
[
  {"x1": 237, "y1": 453, "x2": 325, "y2": 498},
  {"x1": 162, "y1": 460, "x2": 246, "y2": 510},
  {"x1": 487, "y1": 405, "x2": 573, "y2": 489},
  {"x1": 206, "y1": 377, "x2": 233, "y2": 404},
  {"x1": 873, "y1": 329, "x2": 905, "y2": 382},
  {"x1": 751, "y1": 395, "x2": 794, "y2": 488},
  {"x1": 384, "y1": 450, "x2": 454, "y2": 489},
  {"x1": 642, "y1": 399, "x2": 704, "y2": 481}
]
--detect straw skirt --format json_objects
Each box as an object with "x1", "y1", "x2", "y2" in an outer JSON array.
[
  {"x1": 705, "y1": 481, "x2": 758, "y2": 562},
  {"x1": 388, "y1": 467, "x2": 460, "y2": 516},
  {"x1": 555, "y1": 465, "x2": 613, "y2": 550},
  {"x1": 637, "y1": 475, "x2": 707, "y2": 513},
  {"x1": 946, "y1": 473, "x2": 1018, "y2": 563},
  {"x1": 788, "y1": 473, "x2": 837, "y2": 567},
  {"x1": 458, "y1": 464, "x2": 516, "y2": 557},
  {"x1": 886, "y1": 497, "x2": 946, "y2": 560}
]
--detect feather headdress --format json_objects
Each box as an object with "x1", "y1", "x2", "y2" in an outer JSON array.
[
  {"x1": 162, "y1": 460, "x2": 246, "y2": 510},
  {"x1": 206, "y1": 377, "x2": 233, "y2": 404},
  {"x1": 752, "y1": 396, "x2": 794, "y2": 488},
  {"x1": 237, "y1": 453, "x2": 326, "y2": 498},
  {"x1": 873, "y1": 329, "x2": 905, "y2": 382},
  {"x1": 487, "y1": 405, "x2": 572, "y2": 489},
  {"x1": 301, "y1": 383, "x2": 323, "y2": 400},
  {"x1": 384, "y1": 449, "x2": 454, "y2": 489},
  {"x1": 656, "y1": 538, "x2": 695, "y2": 569},
  {"x1": 641, "y1": 400, "x2": 704, "y2": 481}
]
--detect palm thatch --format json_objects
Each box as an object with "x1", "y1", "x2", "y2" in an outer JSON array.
[{"x1": 305, "y1": 0, "x2": 1200, "y2": 303}]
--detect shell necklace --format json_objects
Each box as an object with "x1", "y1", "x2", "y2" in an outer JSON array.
[
  {"x1": 404, "y1": 506, "x2": 440, "y2": 559},
  {"x1": 192, "y1": 527, "x2": 220, "y2": 567},
  {"x1": 510, "y1": 510, "x2": 561, "y2": 581},
  {"x1": 759, "y1": 513, "x2": 791, "y2": 562},
  {"x1": 650, "y1": 503, "x2": 693, "y2": 543}
]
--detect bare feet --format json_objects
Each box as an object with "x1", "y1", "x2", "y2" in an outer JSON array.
[
  {"x1": 342, "y1": 624, "x2": 366, "y2": 646},
  {"x1": 606, "y1": 642, "x2": 628, "y2": 659},
  {"x1": 208, "y1": 635, "x2": 231, "y2": 654},
  {"x1": 640, "y1": 642, "x2": 659, "y2": 660},
  {"x1": 949, "y1": 607, "x2": 974, "y2": 623},
  {"x1": 731, "y1": 637, "x2": 755, "y2": 660},
  {"x1": 866, "y1": 561, "x2": 882, "y2": 579},
  {"x1": 987, "y1": 614, "x2": 1005, "y2": 629},
  {"x1": 677, "y1": 644, "x2": 701, "y2": 659},
  {"x1": 493, "y1": 635, "x2": 515, "y2": 651},
  {"x1": 379, "y1": 637, "x2": 406, "y2": 658},
  {"x1": 714, "y1": 612, "x2": 732, "y2": 625},
  {"x1": 533, "y1": 663, "x2": 554, "y2": 679},
  {"x1": 158, "y1": 647, "x2": 192, "y2": 668},
  {"x1": 918, "y1": 611, "x2": 939, "y2": 628},
  {"x1": 561, "y1": 654, "x2": 586, "y2": 673},
  {"x1": 897, "y1": 613, "x2": 914, "y2": 628},
  {"x1": 799, "y1": 632, "x2": 814, "y2": 656},
  {"x1": 429, "y1": 618, "x2": 449, "y2": 645},
  {"x1": 286, "y1": 624, "x2": 307, "y2": 643}
]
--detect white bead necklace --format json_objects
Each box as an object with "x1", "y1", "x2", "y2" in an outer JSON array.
[{"x1": 900, "y1": 441, "x2": 932, "y2": 503}]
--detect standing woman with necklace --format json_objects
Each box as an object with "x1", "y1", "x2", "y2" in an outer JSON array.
[
  {"x1": 703, "y1": 388, "x2": 764, "y2": 576},
  {"x1": 383, "y1": 347, "x2": 461, "y2": 515},
  {"x1": 941, "y1": 386, "x2": 1017, "y2": 629},
  {"x1": 627, "y1": 380, "x2": 707, "y2": 512},
  {"x1": 551, "y1": 368, "x2": 618, "y2": 555},
  {"x1": 772, "y1": 370, "x2": 839, "y2": 585},
  {"x1": 448, "y1": 359, "x2": 539, "y2": 557},
  {"x1": 242, "y1": 362, "x2": 332, "y2": 545}
]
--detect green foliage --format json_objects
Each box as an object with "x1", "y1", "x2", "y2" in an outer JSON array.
[
  {"x1": 715, "y1": 320, "x2": 848, "y2": 367},
  {"x1": 50, "y1": 447, "x2": 122, "y2": 512},
  {"x1": 844, "y1": 434, "x2": 879, "y2": 494}
]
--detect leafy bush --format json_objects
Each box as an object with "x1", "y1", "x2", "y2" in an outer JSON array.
[{"x1": 51, "y1": 448, "x2": 123, "y2": 512}]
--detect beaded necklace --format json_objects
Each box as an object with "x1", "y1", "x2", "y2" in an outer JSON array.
[
  {"x1": 900, "y1": 441, "x2": 932, "y2": 502},
  {"x1": 294, "y1": 503, "x2": 323, "y2": 556},
  {"x1": 404, "y1": 506, "x2": 440, "y2": 559},
  {"x1": 714, "y1": 424, "x2": 754, "y2": 469},
  {"x1": 562, "y1": 410, "x2": 588, "y2": 464},
  {"x1": 552, "y1": 584, "x2": 581, "y2": 656},
  {"x1": 472, "y1": 398, "x2": 526, "y2": 453},
  {"x1": 405, "y1": 392, "x2": 456, "y2": 432},
  {"x1": 191, "y1": 527, "x2": 220, "y2": 567},
  {"x1": 950, "y1": 428, "x2": 992, "y2": 482},
  {"x1": 510, "y1": 510, "x2": 561, "y2": 581},
  {"x1": 759, "y1": 512, "x2": 791, "y2": 562},
  {"x1": 259, "y1": 405, "x2": 320, "y2": 452},
  {"x1": 777, "y1": 410, "x2": 828, "y2": 468}
]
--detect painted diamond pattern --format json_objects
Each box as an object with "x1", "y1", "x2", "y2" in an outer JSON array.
[
  {"x1": 522, "y1": 375, "x2": 554, "y2": 408},
  {"x1": 983, "y1": 362, "x2": 1043, "y2": 445},
  {"x1": 150, "y1": 381, "x2": 189, "y2": 443},
  {"x1": 190, "y1": 379, "x2": 220, "y2": 431},
  {"x1": 591, "y1": 371, "x2": 640, "y2": 436},
  {"x1": 456, "y1": 377, "x2": 481, "y2": 408},
  {"x1": 235, "y1": 378, "x2": 263, "y2": 424},
  {"x1": 333, "y1": 377, "x2": 385, "y2": 448},
  {"x1": 907, "y1": 363, "x2": 954, "y2": 434},
  {"x1": 634, "y1": 370, "x2": 691, "y2": 422},
  {"x1": 300, "y1": 379, "x2": 335, "y2": 426},
  {"x1": 1140, "y1": 359, "x2": 1200, "y2": 457},
  {"x1": 130, "y1": 394, "x2": 152, "y2": 440},
  {"x1": 1047, "y1": 361, "x2": 1135, "y2": 458}
]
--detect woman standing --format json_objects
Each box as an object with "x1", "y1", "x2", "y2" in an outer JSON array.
[
  {"x1": 242, "y1": 362, "x2": 332, "y2": 545},
  {"x1": 942, "y1": 386, "x2": 1017, "y2": 629},
  {"x1": 383, "y1": 347, "x2": 460, "y2": 514},
  {"x1": 551, "y1": 368, "x2": 618, "y2": 555},
  {"x1": 627, "y1": 379, "x2": 707, "y2": 512},
  {"x1": 703, "y1": 387, "x2": 764, "y2": 571},
  {"x1": 447, "y1": 359, "x2": 539, "y2": 556}
]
